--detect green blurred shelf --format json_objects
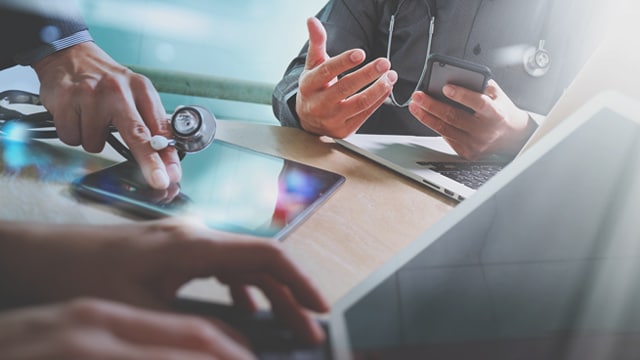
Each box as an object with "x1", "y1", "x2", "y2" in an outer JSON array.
[{"x1": 128, "y1": 65, "x2": 275, "y2": 105}]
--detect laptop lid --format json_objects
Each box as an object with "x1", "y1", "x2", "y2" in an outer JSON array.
[{"x1": 329, "y1": 91, "x2": 640, "y2": 360}]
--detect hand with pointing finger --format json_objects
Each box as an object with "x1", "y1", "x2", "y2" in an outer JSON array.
[
  {"x1": 295, "y1": 17, "x2": 398, "y2": 139},
  {"x1": 32, "y1": 41, "x2": 181, "y2": 190}
]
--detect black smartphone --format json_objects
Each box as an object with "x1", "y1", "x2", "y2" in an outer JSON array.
[
  {"x1": 72, "y1": 140, "x2": 345, "y2": 240},
  {"x1": 424, "y1": 53, "x2": 492, "y2": 113}
]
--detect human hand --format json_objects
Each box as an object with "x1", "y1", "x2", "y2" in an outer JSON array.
[
  {"x1": 409, "y1": 80, "x2": 535, "y2": 159},
  {"x1": 0, "y1": 298, "x2": 255, "y2": 359},
  {"x1": 0, "y1": 218, "x2": 329, "y2": 345},
  {"x1": 295, "y1": 17, "x2": 398, "y2": 138},
  {"x1": 31, "y1": 41, "x2": 181, "y2": 190}
]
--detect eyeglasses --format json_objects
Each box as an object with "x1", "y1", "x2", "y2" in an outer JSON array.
[{"x1": 386, "y1": 2, "x2": 436, "y2": 108}]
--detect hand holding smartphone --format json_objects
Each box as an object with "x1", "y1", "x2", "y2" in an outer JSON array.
[{"x1": 424, "y1": 54, "x2": 492, "y2": 113}]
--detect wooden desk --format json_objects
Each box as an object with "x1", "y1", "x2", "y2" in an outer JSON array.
[{"x1": 0, "y1": 121, "x2": 455, "y2": 305}]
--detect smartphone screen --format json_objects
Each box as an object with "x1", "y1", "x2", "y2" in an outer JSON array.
[
  {"x1": 72, "y1": 140, "x2": 345, "y2": 239},
  {"x1": 424, "y1": 54, "x2": 492, "y2": 113}
]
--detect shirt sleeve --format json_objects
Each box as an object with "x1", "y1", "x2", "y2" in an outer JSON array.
[{"x1": 0, "y1": 3, "x2": 93, "y2": 69}]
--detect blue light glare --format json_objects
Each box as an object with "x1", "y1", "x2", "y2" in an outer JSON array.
[
  {"x1": 0, "y1": 133, "x2": 107, "y2": 183},
  {"x1": 2, "y1": 122, "x2": 29, "y2": 142},
  {"x1": 284, "y1": 169, "x2": 321, "y2": 200},
  {"x1": 2, "y1": 138, "x2": 30, "y2": 171}
]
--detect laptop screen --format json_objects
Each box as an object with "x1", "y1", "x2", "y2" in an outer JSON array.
[{"x1": 331, "y1": 96, "x2": 640, "y2": 360}]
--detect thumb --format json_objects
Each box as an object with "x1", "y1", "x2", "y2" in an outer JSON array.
[{"x1": 305, "y1": 17, "x2": 329, "y2": 70}]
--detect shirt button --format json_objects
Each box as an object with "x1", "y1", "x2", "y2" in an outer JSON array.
[{"x1": 473, "y1": 44, "x2": 482, "y2": 55}]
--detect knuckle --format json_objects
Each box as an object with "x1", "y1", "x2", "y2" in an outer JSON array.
[
  {"x1": 97, "y1": 74, "x2": 126, "y2": 95},
  {"x1": 298, "y1": 71, "x2": 313, "y2": 94},
  {"x1": 182, "y1": 317, "x2": 218, "y2": 345},
  {"x1": 127, "y1": 121, "x2": 152, "y2": 142},
  {"x1": 317, "y1": 63, "x2": 336, "y2": 83},
  {"x1": 82, "y1": 141, "x2": 106, "y2": 154},
  {"x1": 58, "y1": 133, "x2": 81, "y2": 147},
  {"x1": 131, "y1": 72, "x2": 153, "y2": 89},
  {"x1": 74, "y1": 80, "x2": 99, "y2": 97},
  {"x1": 352, "y1": 91, "x2": 372, "y2": 110},
  {"x1": 65, "y1": 298, "x2": 109, "y2": 324},
  {"x1": 444, "y1": 106, "x2": 458, "y2": 122},
  {"x1": 332, "y1": 80, "x2": 354, "y2": 100},
  {"x1": 337, "y1": 124, "x2": 360, "y2": 139},
  {"x1": 262, "y1": 242, "x2": 287, "y2": 263}
]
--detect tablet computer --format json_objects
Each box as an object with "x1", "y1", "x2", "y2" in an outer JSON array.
[{"x1": 71, "y1": 140, "x2": 345, "y2": 239}]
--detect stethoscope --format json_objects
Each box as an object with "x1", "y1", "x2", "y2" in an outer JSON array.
[
  {"x1": 523, "y1": 39, "x2": 551, "y2": 78},
  {"x1": 0, "y1": 90, "x2": 217, "y2": 161},
  {"x1": 385, "y1": 0, "x2": 552, "y2": 108}
]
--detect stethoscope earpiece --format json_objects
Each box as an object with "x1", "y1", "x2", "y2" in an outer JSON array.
[{"x1": 523, "y1": 40, "x2": 551, "y2": 78}]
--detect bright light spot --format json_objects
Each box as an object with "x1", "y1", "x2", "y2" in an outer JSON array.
[
  {"x1": 2, "y1": 122, "x2": 29, "y2": 142},
  {"x1": 491, "y1": 44, "x2": 530, "y2": 67},
  {"x1": 40, "y1": 25, "x2": 61, "y2": 43}
]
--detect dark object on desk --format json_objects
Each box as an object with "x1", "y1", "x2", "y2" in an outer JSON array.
[
  {"x1": 173, "y1": 298, "x2": 331, "y2": 360},
  {"x1": 71, "y1": 140, "x2": 345, "y2": 240}
]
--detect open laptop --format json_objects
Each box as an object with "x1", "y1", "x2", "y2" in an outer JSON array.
[
  {"x1": 176, "y1": 90, "x2": 640, "y2": 360},
  {"x1": 335, "y1": 3, "x2": 639, "y2": 203},
  {"x1": 324, "y1": 90, "x2": 640, "y2": 359}
]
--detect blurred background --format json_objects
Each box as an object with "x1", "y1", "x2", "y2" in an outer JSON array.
[{"x1": 5, "y1": 0, "x2": 327, "y2": 125}]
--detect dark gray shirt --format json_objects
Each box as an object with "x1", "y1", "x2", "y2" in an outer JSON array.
[{"x1": 273, "y1": 0, "x2": 604, "y2": 135}]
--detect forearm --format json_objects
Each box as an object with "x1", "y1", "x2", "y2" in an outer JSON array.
[
  {"x1": 272, "y1": 59, "x2": 306, "y2": 128},
  {"x1": 0, "y1": 221, "x2": 99, "y2": 309},
  {"x1": 0, "y1": 221, "x2": 51, "y2": 308}
]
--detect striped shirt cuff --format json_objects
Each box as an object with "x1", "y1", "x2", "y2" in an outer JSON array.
[{"x1": 14, "y1": 29, "x2": 94, "y2": 66}]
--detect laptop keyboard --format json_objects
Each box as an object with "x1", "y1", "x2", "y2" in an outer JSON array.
[{"x1": 417, "y1": 161, "x2": 506, "y2": 190}]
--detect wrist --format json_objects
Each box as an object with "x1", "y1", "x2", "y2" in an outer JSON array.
[{"x1": 19, "y1": 30, "x2": 93, "y2": 67}]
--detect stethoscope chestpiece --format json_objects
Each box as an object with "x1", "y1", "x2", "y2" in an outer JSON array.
[
  {"x1": 523, "y1": 40, "x2": 551, "y2": 78},
  {"x1": 169, "y1": 105, "x2": 216, "y2": 153}
]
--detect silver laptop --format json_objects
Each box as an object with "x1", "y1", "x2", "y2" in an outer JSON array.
[
  {"x1": 180, "y1": 91, "x2": 640, "y2": 360},
  {"x1": 326, "y1": 91, "x2": 640, "y2": 359}
]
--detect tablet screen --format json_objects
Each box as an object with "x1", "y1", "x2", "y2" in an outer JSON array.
[{"x1": 72, "y1": 140, "x2": 344, "y2": 239}]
